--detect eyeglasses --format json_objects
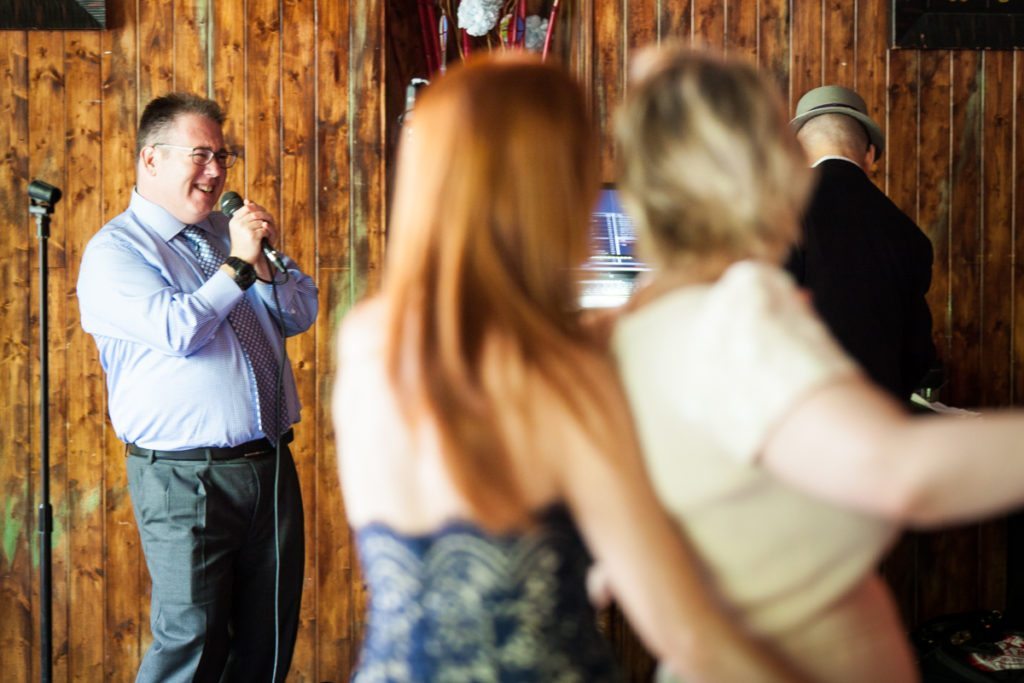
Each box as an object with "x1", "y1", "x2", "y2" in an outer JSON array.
[{"x1": 152, "y1": 143, "x2": 238, "y2": 169}]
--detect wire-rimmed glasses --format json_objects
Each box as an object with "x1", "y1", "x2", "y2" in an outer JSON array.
[{"x1": 152, "y1": 143, "x2": 238, "y2": 169}]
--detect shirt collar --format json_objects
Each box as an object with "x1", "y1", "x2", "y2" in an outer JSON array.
[
  {"x1": 129, "y1": 189, "x2": 213, "y2": 242},
  {"x1": 811, "y1": 155, "x2": 862, "y2": 169}
]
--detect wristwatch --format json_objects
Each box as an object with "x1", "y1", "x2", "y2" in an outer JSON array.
[{"x1": 224, "y1": 256, "x2": 257, "y2": 291}]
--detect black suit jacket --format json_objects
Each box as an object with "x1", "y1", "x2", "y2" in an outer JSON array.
[{"x1": 786, "y1": 159, "x2": 939, "y2": 400}]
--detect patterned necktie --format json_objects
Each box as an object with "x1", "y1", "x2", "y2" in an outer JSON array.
[{"x1": 181, "y1": 225, "x2": 289, "y2": 442}]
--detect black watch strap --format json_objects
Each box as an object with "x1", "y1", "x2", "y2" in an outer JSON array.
[{"x1": 224, "y1": 256, "x2": 256, "y2": 291}]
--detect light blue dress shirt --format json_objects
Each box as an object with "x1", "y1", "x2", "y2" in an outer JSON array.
[{"x1": 77, "y1": 191, "x2": 319, "y2": 450}]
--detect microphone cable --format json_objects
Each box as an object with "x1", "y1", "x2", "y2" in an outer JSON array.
[{"x1": 258, "y1": 255, "x2": 289, "y2": 683}]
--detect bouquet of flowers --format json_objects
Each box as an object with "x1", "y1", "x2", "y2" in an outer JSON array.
[{"x1": 417, "y1": 0, "x2": 562, "y2": 75}]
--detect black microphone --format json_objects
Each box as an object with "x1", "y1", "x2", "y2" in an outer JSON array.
[
  {"x1": 219, "y1": 191, "x2": 287, "y2": 274},
  {"x1": 28, "y1": 179, "x2": 62, "y2": 206}
]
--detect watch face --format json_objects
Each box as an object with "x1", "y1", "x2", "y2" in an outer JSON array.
[{"x1": 226, "y1": 257, "x2": 256, "y2": 289}]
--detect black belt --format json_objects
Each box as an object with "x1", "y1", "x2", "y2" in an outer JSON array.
[{"x1": 127, "y1": 429, "x2": 294, "y2": 461}]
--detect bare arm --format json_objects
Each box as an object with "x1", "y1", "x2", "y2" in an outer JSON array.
[
  {"x1": 555, "y1": 358, "x2": 807, "y2": 683},
  {"x1": 762, "y1": 375, "x2": 1024, "y2": 527}
]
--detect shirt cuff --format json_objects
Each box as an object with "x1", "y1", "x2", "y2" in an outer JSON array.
[{"x1": 199, "y1": 268, "x2": 244, "y2": 317}]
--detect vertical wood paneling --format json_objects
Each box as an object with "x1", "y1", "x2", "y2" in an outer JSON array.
[
  {"x1": 212, "y1": 0, "x2": 246, "y2": 149},
  {"x1": 174, "y1": 0, "x2": 210, "y2": 95},
  {"x1": 725, "y1": 0, "x2": 757, "y2": 62},
  {"x1": 27, "y1": 31, "x2": 66, "y2": 683},
  {"x1": 1015, "y1": 58, "x2": 1024, "y2": 408},
  {"x1": 658, "y1": 0, "x2": 692, "y2": 43},
  {"x1": 317, "y1": 0, "x2": 354, "y2": 676},
  {"x1": 349, "y1": 0, "x2": 386, "y2": 327},
  {"x1": 138, "y1": 0, "x2": 174, "y2": 103},
  {"x1": 981, "y1": 51, "x2": 1014, "y2": 408},
  {"x1": 917, "y1": 52, "x2": 985, "y2": 621},
  {"x1": 789, "y1": 0, "x2": 822, "y2": 110},
  {"x1": 627, "y1": 0, "x2": 657, "y2": 51},
  {"x1": 594, "y1": 0, "x2": 624, "y2": 181},
  {"x1": 349, "y1": 2, "x2": 387, "y2": 658},
  {"x1": 919, "y1": 51, "x2": 953, "y2": 383},
  {"x1": 4, "y1": 2, "x2": 1024, "y2": 681},
  {"x1": 316, "y1": 0, "x2": 351, "y2": 271},
  {"x1": 887, "y1": 51, "x2": 918, "y2": 222},
  {"x1": 100, "y1": 0, "x2": 143, "y2": 678},
  {"x1": 0, "y1": 27, "x2": 31, "y2": 683},
  {"x1": 822, "y1": 0, "x2": 854, "y2": 87},
  {"x1": 758, "y1": 0, "x2": 789, "y2": 96},
  {"x1": 0, "y1": 0, "x2": 390, "y2": 678},
  {"x1": 949, "y1": 53, "x2": 984, "y2": 409},
  {"x1": 693, "y1": 0, "x2": 724, "y2": 50},
  {"x1": 856, "y1": 0, "x2": 887, "y2": 187},
  {"x1": 316, "y1": 272, "x2": 357, "y2": 677},
  {"x1": 246, "y1": 0, "x2": 282, "y2": 217},
  {"x1": 64, "y1": 30, "x2": 104, "y2": 681},
  {"x1": 281, "y1": 0, "x2": 318, "y2": 677},
  {"x1": 976, "y1": 51, "x2": 1014, "y2": 613}
]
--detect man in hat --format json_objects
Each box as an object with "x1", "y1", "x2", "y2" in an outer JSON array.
[{"x1": 787, "y1": 85, "x2": 939, "y2": 404}]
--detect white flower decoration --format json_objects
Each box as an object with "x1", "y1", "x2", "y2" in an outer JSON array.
[
  {"x1": 524, "y1": 15, "x2": 549, "y2": 52},
  {"x1": 458, "y1": 0, "x2": 503, "y2": 37}
]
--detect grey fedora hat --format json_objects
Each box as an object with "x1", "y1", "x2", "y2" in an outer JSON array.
[{"x1": 791, "y1": 85, "x2": 885, "y2": 156}]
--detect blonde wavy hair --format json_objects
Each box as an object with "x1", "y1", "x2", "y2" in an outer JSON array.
[
  {"x1": 615, "y1": 47, "x2": 813, "y2": 267},
  {"x1": 382, "y1": 54, "x2": 608, "y2": 530}
]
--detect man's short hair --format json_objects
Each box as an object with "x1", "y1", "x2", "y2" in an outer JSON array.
[{"x1": 136, "y1": 93, "x2": 226, "y2": 156}]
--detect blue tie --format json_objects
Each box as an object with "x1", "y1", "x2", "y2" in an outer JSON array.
[{"x1": 181, "y1": 225, "x2": 288, "y2": 442}]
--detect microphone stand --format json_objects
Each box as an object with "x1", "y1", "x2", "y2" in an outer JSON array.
[{"x1": 29, "y1": 180, "x2": 60, "y2": 683}]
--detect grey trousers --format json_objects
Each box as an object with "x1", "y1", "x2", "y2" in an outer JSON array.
[{"x1": 126, "y1": 445, "x2": 305, "y2": 683}]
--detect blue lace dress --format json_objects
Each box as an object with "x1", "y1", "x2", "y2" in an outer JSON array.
[{"x1": 352, "y1": 504, "x2": 623, "y2": 682}]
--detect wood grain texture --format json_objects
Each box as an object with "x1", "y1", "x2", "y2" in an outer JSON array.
[
  {"x1": 725, "y1": 0, "x2": 757, "y2": 63},
  {"x1": 0, "y1": 0, "x2": 386, "y2": 680},
  {"x1": 27, "y1": 29, "x2": 65, "y2": 683},
  {"x1": 822, "y1": 0, "x2": 854, "y2": 87},
  {"x1": 64, "y1": 29, "x2": 104, "y2": 682},
  {"x1": 1016, "y1": 52, "x2": 1024, "y2": 410},
  {"x1": 949, "y1": 51, "x2": 984, "y2": 409},
  {"x1": 789, "y1": 0, "x2": 822, "y2": 111},
  {"x1": 0, "y1": 26, "x2": 32, "y2": 683},
  {"x1": 174, "y1": 0, "x2": 209, "y2": 95},
  {"x1": 658, "y1": 0, "x2": 692, "y2": 44},
  {"x1": 626, "y1": 0, "x2": 657, "y2": 51},
  {"x1": 3, "y1": 1, "x2": 1024, "y2": 681},
  {"x1": 138, "y1": 0, "x2": 174, "y2": 104},
  {"x1": 981, "y1": 51, "x2": 1014, "y2": 408},
  {"x1": 693, "y1": 0, "x2": 724, "y2": 51},
  {"x1": 99, "y1": 1, "x2": 143, "y2": 679},
  {"x1": 758, "y1": 0, "x2": 788, "y2": 98},
  {"x1": 281, "y1": 0, "x2": 318, "y2": 678},
  {"x1": 593, "y1": 0, "x2": 624, "y2": 181},
  {"x1": 314, "y1": 0, "x2": 355, "y2": 659},
  {"x1": 918, "y1": 50, "x2": 953, "y2": 378}
]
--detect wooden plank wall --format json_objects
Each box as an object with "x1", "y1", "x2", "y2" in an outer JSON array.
[
  {"x1": 0, "y1": 0, "x2": 384, "y2": 681},
  {"x1": 2, "y1": 0, "x2": 1023, "y2": 681}
]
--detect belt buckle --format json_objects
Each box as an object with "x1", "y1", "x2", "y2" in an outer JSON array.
[{"x1": 242, "y1": 449, "x2": 266, "y2": 458}]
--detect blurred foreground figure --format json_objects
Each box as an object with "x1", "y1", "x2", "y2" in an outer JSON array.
[
  {"x1": 614, "y1": 45, "x2": 1024, "y2": 683},
  {"x1": 332, "y1": 54, "x2": 803, "y2": 682}
]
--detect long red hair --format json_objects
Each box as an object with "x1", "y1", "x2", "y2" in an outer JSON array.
[{"x1": 383, "y1": 54, "x2": 603, "y2": 530}]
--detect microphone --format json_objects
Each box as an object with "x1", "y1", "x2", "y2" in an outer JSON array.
[
  {"x1": 28, "y1": 179, "x2": 62, "y2": 206},
  {"x1": 219, "y1": 191, "x2": 287, "y2": 274}
]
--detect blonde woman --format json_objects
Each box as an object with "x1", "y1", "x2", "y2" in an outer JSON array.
[
  {"x1": 332, "y1": 54, "x2": 803, "y2": 681},
  {"x1": 613, "y1": 46, "x2": 1024, "y2": 683}
]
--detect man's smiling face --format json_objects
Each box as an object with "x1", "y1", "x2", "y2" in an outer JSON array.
[{"x1": 138, "y1": 112, "x2": 227, "y2": 225}]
